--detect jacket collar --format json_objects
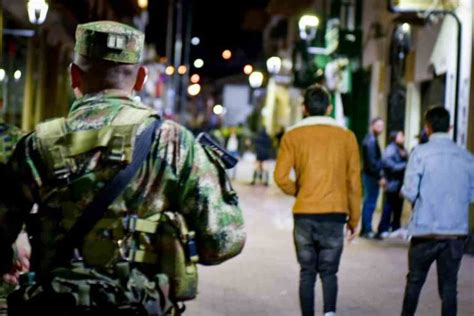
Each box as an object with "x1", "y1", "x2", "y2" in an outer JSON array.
[
  {"x1": 430, "y1": 132, "x2": 451, "y2": 141},
  {"x1": 287, "y1": 116, "x2": 344, "y2": 132}
]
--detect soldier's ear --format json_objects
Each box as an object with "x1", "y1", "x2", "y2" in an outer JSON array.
[
  {"x1": 133, "y1": 65, "x2": 148, "y2": 92},
  {"x1": 70, "y1": 63, "x2": 82, "y2": 89}
]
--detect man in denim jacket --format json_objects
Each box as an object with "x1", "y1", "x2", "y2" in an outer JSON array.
[{"x1": 400, "y1": 106, "x2": 474, "y2": 316}]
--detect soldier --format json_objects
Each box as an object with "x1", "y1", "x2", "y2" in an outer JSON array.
[{"x1": 0, "y1": 21, "x2": 245, "y2": 315}]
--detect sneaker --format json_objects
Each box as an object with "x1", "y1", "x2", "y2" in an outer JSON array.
[
  {"x1": 324, "y1": 312, "x2": 336, "y2": 316},
  {"x1": 380, "y1": 231, "x2": 390, "y2": 239},
  {"x1": 360, "y1": 231, "x2": 376, "y2": 239}
]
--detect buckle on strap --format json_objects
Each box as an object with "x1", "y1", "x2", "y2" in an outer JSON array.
[
  {"x1": 127, "y1": 249, "x2": 157, "y2": 264},
  {"x1": 50, "y1": 146, "x2": 73, "y2": 180},
  {"x1": 109, "y1": 134, "x2": 127, "y2": 162},
  {"x1": 125, "y1": 215, "x2": 160, "y2": 234}
]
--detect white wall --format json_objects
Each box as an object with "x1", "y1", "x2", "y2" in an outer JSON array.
[{"x1": 223, "y1": 85, "x2": 253, "y2": 126}]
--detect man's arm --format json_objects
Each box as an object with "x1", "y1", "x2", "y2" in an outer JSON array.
[
  {"x1": 346, "y1": 132, "x2": 362, "y2": 231},
  {"x1": 383, "y1": 145, "x2": 407, "y2": 172},
  {"x1": 366, "y1": 138, "x2": 382, "y2": 178},
  {"x1": 401, "y1": 148, "x2": 423, "y2": 203},
  {"x1": 0, "y1": 136, "x2": 35, "y2": 276},
  {"x1": 274, "y1": 134, "x2": 296, "y2": 196},
  {"x1": 177, "y1": 127, "x2": 245, "y2": 265}
]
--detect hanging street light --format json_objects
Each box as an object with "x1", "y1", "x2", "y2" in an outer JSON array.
[
  {"x1": 165, "y1": 66, "x2": 175, "y2": 76},
  {"x1": 27, "y1": 0, "x2": 49, "y2": 25},
  {"x1": 193, "y1": 59, "x2": 204, "y2": 69},
  {"x1": 14, "y1": 70, "x2": 22, "y2": 81},
  {"x1": 190, "y1": 74, "x2": 200, "y2": 84},
  {"x1": 248, "y1": 71, "x2": 264, "y2": 89},
  {"x1": 213, "y1": 104, "x2": 225, "y2": 115},
  {"x1": 0, "y1": 69, "x2": 5, "y2": 82},
  {"x1": 191, "y1": 37, "x2": 200, "y2": 46},
  {"x1": 187, "y1": 83, "x2": 201, "y2": 97},
  {"x1": 222, "y1": 50, "x2": 232, "y2": 60},
  {"x1": 137, "y1": 0, "x2": 148, "y2": 10},
  {"x1": 266, "y1": 56, "x2": 282, "y2": 75},
  {"x1": 298, "y1": 14, "x2": 319, "y2": 41},
  {"x1": 243, "y1": 64, "x2": 253, "y2": 75},
  {"x1": 177, "y1": 65, "x2": 187, "y2": 75}
]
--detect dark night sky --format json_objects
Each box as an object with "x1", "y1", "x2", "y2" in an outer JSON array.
[{"x1": 148, "y1": 0, "x2": 269, "y2": 79}]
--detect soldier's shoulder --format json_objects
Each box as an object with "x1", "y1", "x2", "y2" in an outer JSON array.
[{"x1": 158, "y1": 119, "x2": 195, "y2": 144}]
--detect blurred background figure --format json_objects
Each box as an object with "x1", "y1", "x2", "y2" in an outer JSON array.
[
  {"x1": 376, "y1": 131, "x2": 408, "y2": 239},
  {"x1": 251, "y1": 128, "x2": 272, "y2": 186},
  {"x1": 360, "y1": 117, "x2": 385, "y2": 239},
  {"x1": 226, "y1": 127, "x2": 241, "y2": 180}
]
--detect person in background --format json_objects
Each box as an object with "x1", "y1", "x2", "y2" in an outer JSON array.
[
  {"x1": 400, "y1": 106, "x2": 474, "y2": 316},
  {"x1": 376, "y1": 130, "x2": 408, "y2": 239},
  {"x1": 226, "y1": 127, "x2": 241, "y2": 180},
  {"x1": 360, "y1": 117, "x2": 385, "y2": 239},
  {"x1": 274, "y1": 84, "x2": 361, "y2": 316},
  {"x1": 251, "y1": 128, "x2": 272, "y2": 186}
]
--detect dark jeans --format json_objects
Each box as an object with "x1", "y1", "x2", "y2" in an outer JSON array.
[
  {"x1": 361, "y1": 173, "x2": 380, "y2": 234},
  {"x1": 401, "y1": 238, "x2": 465, "y2": 316},
  {"x1": 294, "y1": 217, "x2": 344, "y2": 316},
  {"x1": 378, "y1": 191, "x2": 403, "y2": 233}
]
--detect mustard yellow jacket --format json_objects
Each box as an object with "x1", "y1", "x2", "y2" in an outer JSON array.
[{"x1": 274, "y1": 116, "x2": 362, "y2": 229}]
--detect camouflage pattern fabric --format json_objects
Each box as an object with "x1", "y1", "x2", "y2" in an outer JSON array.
[
  {"x1": 75, "y1": 21, "x2": 144, "y2": 64},
  {"x1": 0, "y1": 119, "x2": 24, "y2": 164},
  {"x1": 0, "y1": 90, "x2": 245, "y2": 280}
]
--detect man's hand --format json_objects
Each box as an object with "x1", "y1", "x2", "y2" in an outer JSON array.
[
  {"x1": 346, "y1": 225, "x2": 357, "y2": 242},
  {"x1": 2, "y1": 232, "x2": 30, "y2": 285},
  {"x1": 379, "y1": 177, "x2": 387, "y2": 188}
]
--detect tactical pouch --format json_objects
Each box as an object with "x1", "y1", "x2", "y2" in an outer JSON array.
[
  {"x1": 7, "y1": 267, "x2": 175, "y2": 316},
  {"x1": 153, "y1": 213, "x2": 198, "y2": 302}
]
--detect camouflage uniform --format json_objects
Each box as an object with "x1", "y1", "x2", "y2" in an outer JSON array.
[
  {"x1": 0, "y1": 21, "x2": 245, "y2": 311},
  {"x1": 0, "y1": 119, "x2": 24, "y2": 164}
]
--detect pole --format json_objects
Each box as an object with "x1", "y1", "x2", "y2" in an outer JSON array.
[
  {"x1": 180, "y1": 0, "x2": 192, "y2": 116},
  {"x1": 165, "y1": 0, "x2": 175, "y2": 112},
  {"x1": 173, "y1": 0, "x2": 183, "y2": 114}
]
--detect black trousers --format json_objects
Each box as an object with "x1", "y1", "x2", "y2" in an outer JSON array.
[
  {"x1": 378, "y1": 191, "x2": 404, "y2": 233},
  {"x1": 401, "y1": 238, "x2": 465, "y2": 316},
  {"x1": 293, "y1": 217, "x2": 344, "y2": 316}
]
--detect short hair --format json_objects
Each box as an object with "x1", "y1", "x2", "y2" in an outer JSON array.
[
  {"x1": 425, "y1": 106, "x2": 450, "y2": 133},
  {"x1": 303, "y1": 84, "x2": 331, "y2": 116},
  {"x1": 74, "y1": 54, "x2": 140, "y2": 91},
  {"x1": 371, "y1": 117, "x2": 384, "y2": 125},
  {"x1": 389, "y1": 131, "x2": 399, "y2": 142}
]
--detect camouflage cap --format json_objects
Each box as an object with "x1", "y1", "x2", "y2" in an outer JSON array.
[{"x1": 75, "y1": 21, "x2": 144, "y2": 64}]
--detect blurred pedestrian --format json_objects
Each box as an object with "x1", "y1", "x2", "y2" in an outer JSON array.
[
  {"x1": 400, "y1": 106, "x2": 474, "y2": 316},
  {"x1": 251, "y1": 128, "x2": 272, "y2": 186},
  {"x1": 376, "y1": 130, "x2": 408, "y2": 239},
  {"x1": 226, "y1": 127, "x2": 241, "y2": 180},
  {"x1": 274, "y1": 84, "x2": 361, "y2": 316},
  {"x1": 360, "y1": 117, "x2": 385, "y2": 239}
]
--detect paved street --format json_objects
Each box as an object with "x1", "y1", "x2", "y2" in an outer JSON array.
[{"x1": 186, "y1": 159, "x2": 474, "y2": 316}]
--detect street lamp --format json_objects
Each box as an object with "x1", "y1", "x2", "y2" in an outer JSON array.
[
  {"x1": 248, "y1": 71, "x2": 264, "y2": 89},
  {"x1": 0, "y1": 69, "x2": 5, "y2": 82},
  {"x1": 27, "y1": 0, "x2": 49, "y2": 25},
  {"x1": 266, "y1": 56, "x2": 282, "y2": 75},
  {"x1": 187, "y1": 83, "x2": 201, "y2": 97},
  {"x1": 298, "y1": 14, "x2": 319, "y2": 41}
]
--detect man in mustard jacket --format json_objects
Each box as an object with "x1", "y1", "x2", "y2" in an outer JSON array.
[{"x1": 274, "y1": 84, "x2": 362, "y2": 316}]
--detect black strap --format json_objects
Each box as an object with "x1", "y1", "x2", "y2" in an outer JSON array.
[{"x1": 58, "y1": 119, "x2": 162, "y2": 263}]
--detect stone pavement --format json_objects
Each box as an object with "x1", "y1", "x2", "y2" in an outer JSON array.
[{"x1": 185, "y1": 159, "x2": 474, "y2": 316}]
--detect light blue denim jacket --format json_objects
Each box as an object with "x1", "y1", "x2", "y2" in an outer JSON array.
[{"x1": 401, "y1": 133, "x2": 474, "y2": 236}]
